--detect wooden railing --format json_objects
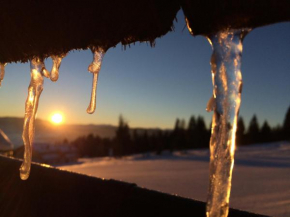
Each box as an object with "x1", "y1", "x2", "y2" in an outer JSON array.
[{"x1": 0, "y1": 156, "x2": 268, "y2": 217}]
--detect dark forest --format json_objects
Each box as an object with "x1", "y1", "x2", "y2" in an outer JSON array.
[{"x1": 72, "y1": 106, "x2": 290, "y2": 158}]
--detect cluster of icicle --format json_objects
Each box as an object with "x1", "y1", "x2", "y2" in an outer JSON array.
[
  {"x1": 19, "y1": 55, "x2": 66, "y2": 180},
  {"x1": 1, "y1": 24, "x2": 250, "y2": 217},
  {"x1": 0, "y1": 47, "x2": 106, "y2": 180}
]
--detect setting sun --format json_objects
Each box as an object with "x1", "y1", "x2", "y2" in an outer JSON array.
[{"x1": 51, "y1": 113, "x2": 63, "y2": 124}]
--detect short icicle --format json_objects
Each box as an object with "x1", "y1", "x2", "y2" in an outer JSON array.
[
  {"x1": 50, "y1": 54, "x2": 66, "y2": 82},
  {"x1": 86, "y1": 47, "x2": 105, "y2": 114},
  {"x1": 20, "y1": 58, "x2": 45, "y2": 180},
  {"x1": 206, "y1": 29, "x2": 250, "y2": 217},
  {"x1": 0, "y1": 63, "x2": 7, "y2": 86}
]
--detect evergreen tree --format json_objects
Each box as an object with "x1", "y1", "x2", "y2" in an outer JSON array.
[
  {"x1": 187, "y1": 116, "x2": 197, "y2": 149},
  {"x1": 196, "y1": 116, "x2": 208, "y2": 148},
  {"x1": 236, "y1": 117, "x2": 245, "y2": 146},
  {"x1": 132, "y1": 129, "x2": 139, "y2": 153},
  {"x1": 247, "y1": 115, "x2": 260, "y2": 144},
  {"x1": 155, "y1": 130, "x2": 164, "y2": 155},
  {"x1": 188, "y1": 116, "x2": 197, "y2": 131},
  {"x1": 260, "y1": 120, "x2": 272, "y2": 143},
  {"x1": 196, "y1": 116, "x2": 206, "y2": 132},
  {"x1": 142, "y1": 130, "x2": 150, "y2": 154},
  {"x1": 179, "y1": 119, "x2": 186, "y2": 130},
  {"x1": 179, "y1": 119, "x2": 187, "y2": 150},
  {"x1": 283, "y1": 106, "x2": 290, "y2": 140},
  {"x1": 171, "y1": 118, "x2": 187, "y2": 151},
  {"x1": 174, "y1": 118, "x2": 180, "y2": 131},
  {"x1": 271, "y1": 124, "x2": 283, "y2": 142},
  {"x1": 115, "y1": 115, "x2": 131, "y2": 157}
]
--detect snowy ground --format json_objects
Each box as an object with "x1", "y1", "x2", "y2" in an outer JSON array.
[{"x1": 59, "y1": 142, "x2": 290, "y2": 217}]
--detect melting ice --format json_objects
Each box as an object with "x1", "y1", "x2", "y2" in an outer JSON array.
[
  {"x1": 205, "y1": 29, "x2": 250, "y2": 217},
  {"x1": 50, "y1": 54, "x2": 66, "y2": 82},
  {"x1": 19, "y1": 54, "x2": 66, "y2": 180},
  {"x1": 20, "y1": 58, "x2": 46, "y2": 180},
  {"x1": 86, "y1": 47, "x2": 106, "y2": 114}
]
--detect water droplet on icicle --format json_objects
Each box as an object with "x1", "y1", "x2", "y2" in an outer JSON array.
[
  {"x1": 50, "y1": 54, "x2": 66, "y2": 82},
  {"x1": 42, "y1": 67, "x2": 50, "y2": 78},
  {"x1": 205, "y1": 28, "x2": 250, "y2": 217},
  {"x1": 0, "y1": 63, "x2": 7, "y2": 86},
  {"x1": 86, "y1": 47, "x2": 106, "y2": 114},
  {"x1": 185, "y1": 17, "x2": 193, "y2": 35},
  {"x1": 20, "y1": 57, "x2": 45, "y2": 180},
  {"x1": 206, "y1": 95, "x2": 215, "y2": 112}
]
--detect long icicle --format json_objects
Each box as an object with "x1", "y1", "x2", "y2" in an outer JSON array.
[
  {"x1": 86, "y1": 47, "x2": 105, "y2": 114},
  {"x1": 0, "y1": 63, "x2": 7, "y2": 86},
  {"x1": 50, "y1": 54, "x2": 66, "y2": 82},
  {"x1": 206, "y1": 29, "x2": 250, "y2": 217},
  {"x1": 20, "y1": 58, "x2": 45, "y2": 180}
]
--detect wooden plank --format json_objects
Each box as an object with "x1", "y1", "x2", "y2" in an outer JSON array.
[{"x1": 0, "y1": 156, "x2": 268, "y2": 217}]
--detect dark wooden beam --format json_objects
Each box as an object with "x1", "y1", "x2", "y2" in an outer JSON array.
[
  {"x1": 0, "y1": 1, "x2": 289, "y2": 63},
  {"x1": 0, "y1": 156, "x2": 268, "y2": 217},
  {"x1": 182, "y1": 0, "x2": 290, "y2": 36},
  {"x1": 0, "y1": 0, "x2": 180, "y2": 63}
]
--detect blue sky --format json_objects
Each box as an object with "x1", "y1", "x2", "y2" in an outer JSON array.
[{"x1": 0, "y1": 11, "x2": 289, "y2": 129}]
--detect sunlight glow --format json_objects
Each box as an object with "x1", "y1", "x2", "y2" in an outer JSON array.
[{"x1": 51, "y1": 113, "x2": 63, "y2": 124}]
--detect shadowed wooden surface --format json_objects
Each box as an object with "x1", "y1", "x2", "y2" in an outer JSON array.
[{"x1": 0, "y1": 156, "x2": 268, "y2": 217}]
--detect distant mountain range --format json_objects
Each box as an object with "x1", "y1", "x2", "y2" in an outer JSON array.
[
  {"x1": 0, "y1": 117, "x2": 117, "y2": 148},
  {"x1": 0, "y1": 117, "x2": 167, "y2": 148}
]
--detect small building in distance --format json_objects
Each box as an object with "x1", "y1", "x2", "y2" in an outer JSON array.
[
  {"x1": 14, "y1": 142, "x2": 78, "y2": 165},
  {"x1": 33, "y1": 143, "x2": 78, "y2": 165},
  {"x1": 0, "y1": 129, "x2": 14, "y2": 156}
]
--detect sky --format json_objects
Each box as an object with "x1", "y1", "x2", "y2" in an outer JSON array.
[{"x1": 0, "y1": 11, "x2": 289, "y2": 129}]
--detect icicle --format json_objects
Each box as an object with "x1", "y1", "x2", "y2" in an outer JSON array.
[
  {"x1": 42, "y1": 67, "x2": 50, "y2": 78},
  {"x1": 20, "y1": 57, "x2": 45, "y2": 180},
  {"x1": 50, "y1": 54, "x2": 66, "y2": 82},
  {"x1": 86, "y1": 47, "x2": 105, "y2": 114},
  {"x1": 0, "y1": 63, "x2": 7, "y2": 86},
  {"x1": 205, "y1": 29, "x2": 250, "y2": 217},
  {"x1": 185, "y1": 18, "x2": 193, "y2": 35},
  {"x1": 206, "y1": 95, "x2": 215, "y2": 112}
]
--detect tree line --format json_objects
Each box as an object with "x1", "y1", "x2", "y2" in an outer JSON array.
[{"x1": 71, "y1": 107, "x2": 290, "y2": 158}]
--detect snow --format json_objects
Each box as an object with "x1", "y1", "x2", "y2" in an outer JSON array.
[{"x1": 58, "y1": 142, "x2": 290, "y2": 217}]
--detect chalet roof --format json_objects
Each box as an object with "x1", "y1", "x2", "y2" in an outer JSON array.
[{"x1": 0, "y1": 0, "x2": 289, "y2": 63}]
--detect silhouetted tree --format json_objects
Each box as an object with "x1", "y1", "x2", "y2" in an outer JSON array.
[
  {"x1": 195, "y1": 116, "x2": 209, "y2": 148},
  {"x1": 187, "y1": 116, "x2": 197, "y2": 149},
  {"x1": 236, "y1": 117, "x2": 245, "y2": 146},
  {"x1": 260, "y1": 121, "x2": 272, "y2": 143},
  {"x1": 155, "y1": 130, "x2": 165, "y2": 155},
  {"x1": 247, "y1": 115, "x2": 260, "y2": 144},
  {"x1": 170, "y1": 118, "x2": 180, "y2": 152},
  {"x1": 141, "y1": 130, "x2": 150, "y2": 155},
  {"x1": 72, "y1": 136, "x2": 86, "y2": 157},
  {"x1": 188, "y1": 116, "x2": 197, "y2": 131},
  {"x1": 283, "y1": 106, "x2": 290, "y2": 140},
  {"x1": 73, "y1": 108, "x2": 290, "y2": 159},
  {"x1": 132, "y1": 129, "x2": 139, "y2": 153},
  {"x1": 114, "y1": 115, "x2": 131, "y2": 157},
  {"x1": 174, "y1": 118, "x2": 180, "y2": 131},
  {"x1": 272, "y1": 124, "x2": 283, "y2": 142},
  {"x1": 172, "y1": 118, "x2": 187, "y2": 151}
]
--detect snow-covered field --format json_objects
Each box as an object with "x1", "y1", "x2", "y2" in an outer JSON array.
[{"x1": 59, "y1": 142, "x2": 290, "y2": 217}]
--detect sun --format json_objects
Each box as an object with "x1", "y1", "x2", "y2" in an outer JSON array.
[{"x1": 51, "y1": 113, "x2": 63, "y2": 124}]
